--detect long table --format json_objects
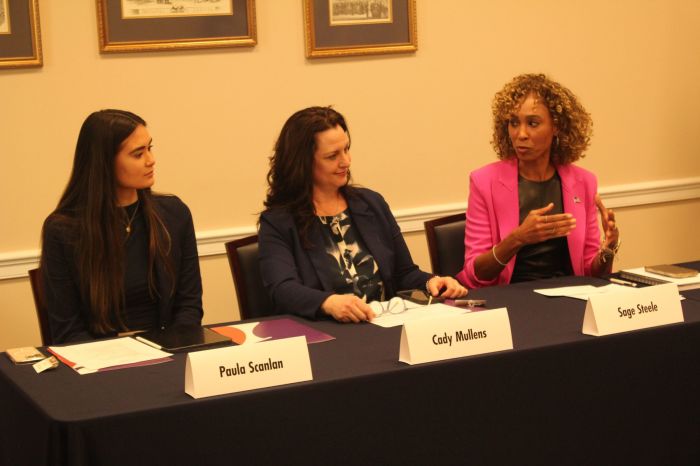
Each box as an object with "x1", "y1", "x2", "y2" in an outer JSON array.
[{"x1": 2, "y1": 275, "x2": 699, "y2": 466}]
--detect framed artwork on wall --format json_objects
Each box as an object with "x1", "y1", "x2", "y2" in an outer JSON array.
[
  {"x1": 303, "y1": 0, "x2": 417, "y2": 58},
  {"x1": 96, "y1": 0, "x2": 257, "y2": 53},
  {"x1": 0, "y1": 0, "x2": 42, "y2": 69}
]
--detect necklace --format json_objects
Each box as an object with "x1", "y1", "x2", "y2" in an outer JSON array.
[
  {"x1": 314, "y1": 193, "x2": 344, "y2": 216},
  {"x1": 124, "y1": 200, "x2": 140, "y2": 235}
]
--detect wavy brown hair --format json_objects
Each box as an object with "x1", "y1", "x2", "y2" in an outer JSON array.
[
  {"x1": 491, "y1": 73, "x2": 593, "y2": 164},
  {"x1": 264, "y1": 106, "x2": 353, "y2": 247},
  {"x1": 41, "y1": 109, "x2": 174, "y2": 336}
]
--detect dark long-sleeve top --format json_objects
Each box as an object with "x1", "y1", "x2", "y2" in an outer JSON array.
[
  {"x1": 258, "y1": 187, "x2": 432, "y2": 319},
  {"x1": 41, "y1": 195, "x2": 203, "y2": 343}
]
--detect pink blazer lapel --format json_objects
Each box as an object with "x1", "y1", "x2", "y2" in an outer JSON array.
[
  {"x1": 559, "y1": 165, "x2": 586, "y2": 275},
  {"x1": 492, "y1": 160, "x2": 519, "y2": 243}
]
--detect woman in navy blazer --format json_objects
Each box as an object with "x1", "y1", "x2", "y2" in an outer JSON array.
[
  {"x1": 259, "y1": 107, "x2": 467, "y2": 323},
  {"x1": 457, "y1": 74, "x2": 620, "y2": 288},
  {"x1": 41, "y1": 110, "x2": 203, "y2": 343}
]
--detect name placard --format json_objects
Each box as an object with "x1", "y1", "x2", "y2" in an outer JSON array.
[
  {"x1": 184, "y1": 336, "x2": 313, "y2": 399},
  {"x1": 582, "y1": 283, "x2": 684, "y2": 336},
  {"x1": 399, "y1": 308, "x2": 513, "y2": 365}
]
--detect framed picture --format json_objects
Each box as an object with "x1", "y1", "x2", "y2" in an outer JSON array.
[
  {"x1": 0, "y1": 0, "x2": 42, "y2": 69},
  {"x1": 303, "y1": 0, "x2": 416, "y2": 58},
  {"x1": 96, "y1": 0, "x2": 256, "y2": 53}
]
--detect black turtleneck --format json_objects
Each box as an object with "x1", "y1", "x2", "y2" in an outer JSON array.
[{"x1": 121, "y1": 201, "x2": 159, "y2": 331}]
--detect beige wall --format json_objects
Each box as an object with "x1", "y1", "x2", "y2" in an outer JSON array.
[{"x1": 1, "y1": 0, "x2": 699, "y2": 350}]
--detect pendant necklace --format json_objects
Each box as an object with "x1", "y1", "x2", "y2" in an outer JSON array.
[
  {"x1": 315, "y1": 192, "x2": 343, "y2": 217},
  {"x1": 124, "y1": 201, "x2": 140, "y2": 235}
]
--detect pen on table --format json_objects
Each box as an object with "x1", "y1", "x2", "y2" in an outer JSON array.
[
  {"x1": 610, "y1": 277, "x2": 638, "y2": 287},
  {"x1": 454, "y1": 299, "x2": 487, "y2": 307},
  {"x1": 427, "y1": 295, "x2": 433, "y2": 306}
]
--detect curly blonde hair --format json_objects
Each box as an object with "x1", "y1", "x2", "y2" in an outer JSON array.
[{"x1": 491, "y1": 74, "x2": 592, "y2": 164}]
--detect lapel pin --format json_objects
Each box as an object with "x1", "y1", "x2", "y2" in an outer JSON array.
[{"x1": 573, "y1": 196, "x2": 581, "y2": 204}]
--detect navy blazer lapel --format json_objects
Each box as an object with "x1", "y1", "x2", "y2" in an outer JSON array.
[
  {"x1": 304, "y1": 220, "x2": 336, "y2": 292},
  {"x1": 346, "y1": 192, "x2": 394, "y2": 288}
]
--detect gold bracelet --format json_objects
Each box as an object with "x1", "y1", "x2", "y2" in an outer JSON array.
[{"x1": 492, "y1": 245, "x2": 508, "y2": 267}]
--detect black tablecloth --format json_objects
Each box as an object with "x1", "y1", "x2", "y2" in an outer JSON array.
[{"x1": 2, "y1": 276, "x2": 699, "y2": 466}]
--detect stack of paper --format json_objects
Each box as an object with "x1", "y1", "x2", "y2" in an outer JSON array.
[{"x1": 49, "y1": 337, "x2": 173, "y2": 375}]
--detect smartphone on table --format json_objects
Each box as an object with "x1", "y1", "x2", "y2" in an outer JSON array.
[
  {"x1": 397, "y1": 289, "x2": 486, "y2": 307},
  {"x1": 397, "y1": 289, "x2": 444, "y2": 305}
]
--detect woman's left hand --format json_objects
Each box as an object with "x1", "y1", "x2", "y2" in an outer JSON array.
[
  {"x1": 595, "y1": 194, "x2": 619, "y2": 249},
  {"x1": 427, "y1": 276, "x2": 468, "y2": 298}
]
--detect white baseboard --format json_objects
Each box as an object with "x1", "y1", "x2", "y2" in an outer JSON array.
[{"x1": 2, "y1": 176, "x2": 699, "y2": 281}]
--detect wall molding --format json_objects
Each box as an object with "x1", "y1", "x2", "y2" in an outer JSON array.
[{"x1": 2, "y1": 176, "x2": 699, "y2": 281}]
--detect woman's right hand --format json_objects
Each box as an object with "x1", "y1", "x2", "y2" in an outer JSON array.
[
  {"x1": 321, "y1": 294, "x2": 375, "y2": 323},
  {"x1": 512, "y1": 203, "x2": 576, "y2": 246}
]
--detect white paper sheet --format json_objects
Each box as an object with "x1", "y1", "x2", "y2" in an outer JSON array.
[
  {"x1": 369, "y1": 301, "x2": 469, "y2": 328},
  {"x1": 49, "y1": 337, "x2": 172, "y2": 375},
  {"x1": 534, "y1": 284, "x2": 631, "y2": 301}
]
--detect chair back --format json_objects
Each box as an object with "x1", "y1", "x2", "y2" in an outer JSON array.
[
  {"x1": 424, "y1": 213, "x2": 466, "y2": 277},
  {"x1": 28, "y1": 268, "x2": 53, "y2": 346},
  {"x1": 224, "y1": 235, "x2": 274, "y2": 320}
]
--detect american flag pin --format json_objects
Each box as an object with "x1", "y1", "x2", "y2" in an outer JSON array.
[{"x1": 573, "y1": 196, "x2": 581, "y2": 204}]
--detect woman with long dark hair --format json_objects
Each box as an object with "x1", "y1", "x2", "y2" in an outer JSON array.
[
  {"x1": 259, "y1": 106, "x2": 467, "y2": 323},
  {"x1": 41, "y1": 109, "x2": 203, "y2": 343}
]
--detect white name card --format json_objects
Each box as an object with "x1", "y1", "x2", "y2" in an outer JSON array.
[
  {"x1": 399, "y1": 308, "x2": 513, "y2": 365},
  {"x1": 184, "y1": 336, "x2": 313, "y2": 399},
  {"x1": 582, "y1": 283, "x2": 684, "y2": 337}
]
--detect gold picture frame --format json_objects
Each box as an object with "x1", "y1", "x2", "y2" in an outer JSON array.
[
  {"x1": 0, "y1": 0, "x2": 42, "y2": 69},
  {"x1": 304, "y1": 0, "x2": 417, "y2": 59},
  {"x1": 96, "y1": 0, "x2": 257, "y2": 53}
]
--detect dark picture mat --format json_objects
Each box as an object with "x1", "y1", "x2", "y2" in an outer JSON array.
[
  {"x1": 102, "y1": 0, "x2": 251, "y2": 43},
  {"x1": 0, "y1": 0, "x2": 34, "y2": 59},
  {"x1": 313, "y1": 0, "x2": 410, "y2": 48}
]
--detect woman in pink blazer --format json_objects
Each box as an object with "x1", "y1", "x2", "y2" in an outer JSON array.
[{"x1": 457, "y1": 74, "x2": 620, "y2": 288}]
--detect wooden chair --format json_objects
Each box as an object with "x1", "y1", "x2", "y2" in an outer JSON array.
[
  {"x1": 424, "y1": 213, "x2": 466, "y2": 277},
  {"x1": 28, "y1": 268, "x2": 53, "y2": 346},
  {"x1": 224, "y1": 235, "x2": 274, "y2": 320}
]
